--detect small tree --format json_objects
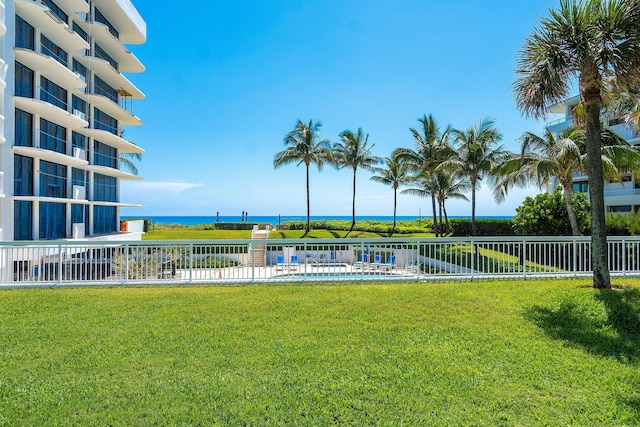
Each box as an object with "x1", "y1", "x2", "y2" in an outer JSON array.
[{"x1": 513, "y1": 187, "x2": 590, "y2": 236}]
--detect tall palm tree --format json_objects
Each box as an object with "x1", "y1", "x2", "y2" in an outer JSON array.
[
  {"x1": 370, "y1": 152, "x2": 412, "y2": 234},
  {"x1": 273, "y1": 120, "x2": 332, "y2": 232},
  {"x1": 495, "y1": 126, "x2": 640, "y2": 236},
  {"x1": 452, "y1": 118, "x2": 505, "y2": 236},
  {"x1": 514, "y1": 0, "x2": 640, "y2": 288},
  {"x1": 395, "y1": 114, "x2": 454, "y2": 237},
  {"x1": 433, "y1": 170, "x2": 470, "y2": 235},
  {"x1": 495, "y1": 127, "x2": 586, "y2": 236},
  {"x1": 118, "y1": 130, "x2": 142, "y2": 175},
  {"x1": 333, "y1": 128, "x2": 381, "y2": 231}
]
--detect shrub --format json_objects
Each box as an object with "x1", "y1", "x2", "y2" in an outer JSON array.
[
  {"x1": 606, "y1": 211, "x2": 640, "y2": 235},
  {"x1": 513, "y1": 188, "x2": 590, "y2": 236},
  {"x1": 449, "y1": 219, "x2": 515, "y2": 236}
]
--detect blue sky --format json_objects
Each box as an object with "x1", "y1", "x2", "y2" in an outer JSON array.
[{"x1": 122, "y1": 0, "x2": 562, "y2": 218}]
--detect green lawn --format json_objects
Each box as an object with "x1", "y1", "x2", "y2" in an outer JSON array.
[
  {"x1": 143, "y1": 228, "x2": 435, "y2": 240},
  {"x1": 1, "y1": 279, "x2": 639, "y2": 425}
]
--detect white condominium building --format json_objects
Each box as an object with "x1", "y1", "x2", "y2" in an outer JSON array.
[
  {"x1": 547, "y1": 96, "x2": 640, "y2": 213},
  {"x1": 0, "y1": 0, "x2": 145, "y2": 241}
]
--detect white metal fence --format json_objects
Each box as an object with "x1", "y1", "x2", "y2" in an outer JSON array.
[{"x1": 1, "y1": 236, "x2": 640, "y2": 288}]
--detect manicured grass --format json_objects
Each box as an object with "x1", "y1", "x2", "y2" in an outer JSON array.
[
  {"x1": 1, "y1": 279, "x2": 639, "y2": 425},
  {"x1": 143, "y1": 228, "x2": 435, "y2": 240},
  {"x1": 143, "y1": 229, "x2": 253, "y2": 240}
]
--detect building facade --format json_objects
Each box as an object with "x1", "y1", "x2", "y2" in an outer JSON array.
[
  {"x1": 547, "y1": 96, "x2": 640, "y2": 213},
  {"x1": 0, "y1": 0, "x2": 145, "y2": 241}
]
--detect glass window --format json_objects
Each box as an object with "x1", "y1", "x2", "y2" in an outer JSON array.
[
  {"x1": 72, "y1": 131, "x2": 86, "y2": 150},
  {"x1": 15, "y1": 62, "x2": 34, "y2": 98},
  {"x1": 93, "y1": 173, "x2": 117, "y2": 202},
  {"x1": 94, "y1": 109, "x2": 118, "y2": 135},
  {"x1": 72, "y1": 95, "x2": 87, "y2": 117},
  {"x1": 40, "y1": 119, "x2": 67, "y2": 154},
  {"x1": 72, "y1": 22, "x2": 88, "y2": 42},
  {"x1": 40, "y1": 76, "x2": 68, "y2": 110},
  {"x1": 94, "y1": 205, "x2": 117, "y2": 235},
  {"x1": 94, "y1": 75, "x2": 118, "y2": 103},
  {"x1": 43, "y1": 0, "x2": 68, "y2": 23},
  {"x1": 94, "y1": 141, "x2": 118, "y2": 168},
  {"x1": 15, "y1": 109, "x2": 33, "y2": 147},
  {"x1": 95, "y1": 8, "x2": 119, "y2": 38},
  {"x1": 14, "y1": 155, "x2": 34, "y2": 196},
  {"x1": 72, "y1": 168, "x2": 88, "y2": 197},
  {"x1": 40, "y1": 160, "x2": 67, "y2": 198},
  {"x1": 14, "y1": 201, "x2": 33, "y2": 241},
  {"x1": 71, "y1": 204, "x2": 89, "y2": 236},
  {"x1": 72, "y1": 59, "x2": 88, "y2": 83},
  {"x1": 15, "y1": 16, "x2": 35, "y2": 50},
  {"x1": 41, "y1": 35, "x2": 68, "y2": 67},
  {"x1": 572, "y1": 181, "x2": 589, "y2": 194},
  {"x1": 94, "y1": 43, "x2": 118, "y2": 70},
  {"x1": 39, "y1": 202, "x2": 66, "y2": 240}
]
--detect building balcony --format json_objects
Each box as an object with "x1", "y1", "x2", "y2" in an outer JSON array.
[
  {"x1": 16, "y1": 0, "x2": 89, "y2": 53},
  {"x1": 86, "y1": 164, "x2": 142, "y2": 180},
  {"x1": 76, "y1": 19, "x2": 145, "y2": 73},
  {"x1": 84, "y1": 92, "x2": 142, "y2": 126},
  {"x1": 0, "y1": 58, "x2": 6, "y2": 90},
  {"x1": 80, "y1": 44, "x2": 144, "y2": 74},
  {"x1": 15, "y1": 48, "x2": 87, "y2": 90},
  {"x1": 77, "y1": 127, "x2": 144, "y2": 154},
  {"x1": 75, "y1": 53, "x2": 144, "y2": 99},
  {"x1": 0, "y1": 114, "x2": 5, "y2": 144},
  {"x1": 14, "y1": 96, "x2": 89, "y2": 129},
  {"x1": 89, "y1": 0, "x2": 146, "y2": 45},
  {"x1": 0, "y1": 172, "x2": 4, "y2": 198},
  {"x1": 13, "y1": 145, "x2": 89, "y2": 168}
]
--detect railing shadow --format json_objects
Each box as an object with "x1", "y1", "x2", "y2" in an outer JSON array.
[{"x1": 525, "y1": 288, "x2": 640, "y2": 364}]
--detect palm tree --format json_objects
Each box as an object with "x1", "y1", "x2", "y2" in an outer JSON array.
[
  {"x1": 333, "y1": 128, "x2": 381, "y2": 231},
  {"x1": 273, "y1": 120, "x2": 333, "y2": 233},
  {"x1": 452, "y1": 118, "x2": 506, "y2": 236},
  {"x1": 433, "y1": 170, "x2": 470, "y2": 235},
  {"x1": 395, "y1": 114, "x2": 454, "y2": 237},
  {"x1": 118, "y1": 130, "x2": 142, "y2": 175},
  {"x1": 370, "y1": 152, "x2": 412, "y2": 234},
  {"x1": 495, "y1": 127, "x2": 585, "y2": 236},
  {"x1": 514, "y1": 0, "x2": 640, "y2": 288}
]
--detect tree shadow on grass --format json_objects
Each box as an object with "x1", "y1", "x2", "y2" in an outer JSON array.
[{"x1": 525, "y1": 287, "x2": 640, "y2": 364}]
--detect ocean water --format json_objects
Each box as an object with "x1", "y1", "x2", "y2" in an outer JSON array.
[{"x1": 122, "y1": 215, "x2": 513, "y2": 227}]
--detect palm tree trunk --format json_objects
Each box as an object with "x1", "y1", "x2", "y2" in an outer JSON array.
[
  {"x1": 443, "y1": 204, "x2": 450, "y2": 235},
  {"x1": 471, "y1": 179, "x2": 477, "y2": 236},
  {"x1": 438, "y1": 199, "x2": 443, "y2": 235},
  {"x1": 351, "y1": 168, "x2": 357, "y2": 231},
  {"x1": 583, "y1": 82, "x2": 611, "y2": 289},
  {"x1": 561, "y1": 182, "x2": 581, "y2": 236},
  {"x1": 392, "y1": 187, "x2": 397, "y2": 235},
  {"x1": 431, "y1": 182, "x2": 438, "y2": 237},
  {"x1": 305, "y1": 163, "x2": 311, "y2": 233}
]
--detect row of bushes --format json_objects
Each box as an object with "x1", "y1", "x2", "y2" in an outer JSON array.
[{"x1": 284, "y1": 219, "x2": 433, "y2": 234}]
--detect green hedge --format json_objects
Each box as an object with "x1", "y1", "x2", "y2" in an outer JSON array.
[
  {"x1": 283, "y1": 219, "x2": 432, "y2": 234},
  {"x1": 449, "y1": 219, "x2": 515, "y2": 236}
]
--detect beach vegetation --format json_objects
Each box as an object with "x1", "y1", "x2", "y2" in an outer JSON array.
[
  {"x1": 452, "y1": 117, "x2": 507, "y2": 236},
  {"x1": 514, "y1": 0, "x2": 640, "y2": 288},
  {"x1": 332, "y1": 128, "x2": 381, "y2": 233},
  {"x1": 370, "y1": 152, "x2": 412, "y2": 235},
  {"x1": 274, "y1": 120, "x2": 333, "y2": 233},
  {"x1": 394, "y1": 114, "x2": 455, "y2": 237},
  {"x1": 514, "y1": 188, "x2": 590, "y2": 236}
]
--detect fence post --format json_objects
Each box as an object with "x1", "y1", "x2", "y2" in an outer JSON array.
[
  {"x1": 522, "y1": 239, "x2": 527, "y2": 280},
  {"x1": 57, "y1": 242, "x2": 63, "y2": 286},
  {"x1": 573, "y1": 238, "x2": 577, "y2": 278},
  {"x1": 250, "y1": 241, "x2": 255, "y2": 283},
  {"x1": 124, "y1": 242, "x2": 129, "y2": 285},
  {"x1": 189, "y1": 243, "x2": 193, "y2": 283},
  {"x1": 470, "y1": 239, "x2": 475, "y2": 280},
  {"x1": 622, "y1": 238, "x2": 626, "y2": 277}
]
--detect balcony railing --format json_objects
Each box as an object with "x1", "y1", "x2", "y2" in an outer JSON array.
[
  {"x1": 1, "y1": 236, "x2": 640, "y2": 287},
  {"x1": 604, "y1": 188, "x2": 640, "y2": 197}
]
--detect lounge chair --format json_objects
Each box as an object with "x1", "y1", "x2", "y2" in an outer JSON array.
[
  {"x1": 276, "y1": 255, "x2": 286, "y2": 271},
  {"x1": 370, "y1": 254, "x2": 382, "y2": 270},
  {"x1": 380, "y1": 255, "x2": 396, "y2": 271},
  {"x1": 353, "y1": 253, "x2": 368, "y2": 269},
  {"x1": 290, "y1": 255, "x2": 299, "y2": 271},
  {"x1": 329, "y1": 250, "x2": 338, "y2": 264}
]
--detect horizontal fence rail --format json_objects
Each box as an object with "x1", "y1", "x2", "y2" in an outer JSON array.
[{"x1": 1, "y1": 236, "x2": 639, "y2": 288}]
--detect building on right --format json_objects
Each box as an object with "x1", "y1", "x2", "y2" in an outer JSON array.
[{"x1": 546, "y1": 96, "x2": 640, "y2": 213}]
